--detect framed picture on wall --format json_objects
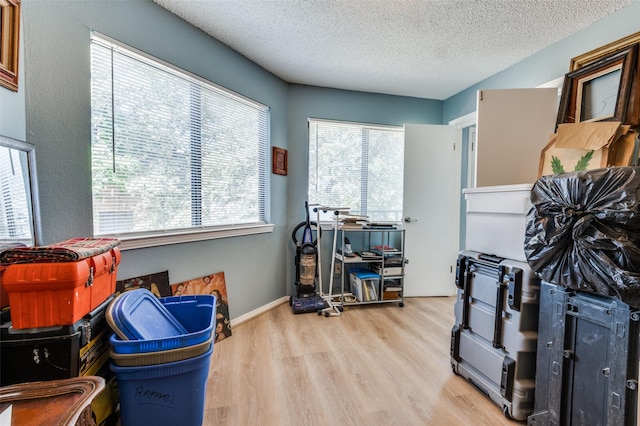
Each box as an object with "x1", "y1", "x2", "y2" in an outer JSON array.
[
  {"x1": 557, "y1": 45, "x2": 637, "y2": 126},
  {"x1": 0, "y1": 0, "x2": 20, "y2": 91},
  {"x1": 272, "y1": 146, "x2": 288, "y2": 176}
]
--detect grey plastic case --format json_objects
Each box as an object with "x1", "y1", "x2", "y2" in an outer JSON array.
[
  {"x1": 450, "y1": 250, "x2": 540, "y2": 421},
  {"x1": 528, "y1": 282, "x2": 639, "y2": 426}
]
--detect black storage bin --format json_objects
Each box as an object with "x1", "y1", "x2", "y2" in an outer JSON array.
[
  {"x1": 529, "y1": 282, "x2": 639, "y2": 426},
  {"x1": 0, "y1": 295, "x2": 113, "y2": 386}
]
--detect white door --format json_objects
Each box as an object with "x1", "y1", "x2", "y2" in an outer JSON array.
[{"x1": 403, "y1": 124, "x2": 461, "y2": 297}]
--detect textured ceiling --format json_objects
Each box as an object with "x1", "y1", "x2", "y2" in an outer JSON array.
[{"x1": 153, "y1": 0, "x2": 633, "y2": 100}]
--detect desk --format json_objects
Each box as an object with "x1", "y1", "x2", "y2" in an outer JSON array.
[{"x1": 0, "y1": 376, "x2": 105, "y2": 426}]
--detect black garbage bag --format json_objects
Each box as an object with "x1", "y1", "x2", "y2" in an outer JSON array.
[{"x1": 524, "y1": 166, "x2": 640, "y2": 307}]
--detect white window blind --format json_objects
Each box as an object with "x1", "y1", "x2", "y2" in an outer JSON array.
[
  {"x1": 90, "y1": 34, "x2": 269, "y2": 239},
  {"x1": 308, "y1": 119, "x2": 404, "y2": 222}
]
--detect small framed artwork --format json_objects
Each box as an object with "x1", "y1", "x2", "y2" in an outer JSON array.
[
  {"x1": 0, "y1": 0, "x2": 20, "y2": 91},
  {"x1": 272, "y1": 146, "x2": 288, "y2": 176},
  {"x1": 171, "y1": 271, "x2": 232, "y2": 343},
  {"x1": 557, "y1": 45, "x2": 637, "y2": 126},
  {"x1": 116, "y1": 271, "x2": 172, "y2": 297}
]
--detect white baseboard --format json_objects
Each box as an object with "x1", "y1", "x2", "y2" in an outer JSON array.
[{"x1": 230, "y1": 296, "x2": 289, "y2": 328}]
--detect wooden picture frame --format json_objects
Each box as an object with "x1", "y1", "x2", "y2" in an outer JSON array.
[
  {"x1": 0, "y1": 0, "x2": 20, "y2": 91},
  {"x1": 272, "y1": 146, "x2": 288, "y2": 176},
  {"x1": 575, "y1": 62, "x2": 623, "y2": 122},
  {"x1": 557, "y1": 45, "x2": 637, "y2": 126},
  {"x1": 570, "y1": 31, "x2": 640, "y2": 71}
]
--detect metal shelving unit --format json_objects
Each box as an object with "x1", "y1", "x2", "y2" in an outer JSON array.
[{"x1": 333, "y1": 226, "x2": 406, "y2": 309}]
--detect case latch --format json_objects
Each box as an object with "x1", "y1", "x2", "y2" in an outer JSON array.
[{"x1": 86, "y1": 266, "x2": 94, "y2": 287}]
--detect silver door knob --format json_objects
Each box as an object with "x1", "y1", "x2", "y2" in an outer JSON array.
[{"x1": 404, "y1": 217, "x2": 417, "y2": 223}]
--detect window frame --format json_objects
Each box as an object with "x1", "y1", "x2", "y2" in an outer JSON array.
[
  {"x1": 0, "y1": 135, "x2": 39, "y2": 246},
  {"x1": 90, "y1": 32, "x2": 273, "y2": 250}
]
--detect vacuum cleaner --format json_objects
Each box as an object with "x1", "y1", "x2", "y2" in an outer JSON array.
[{"x1": 290, "y1": 201, "x2": 329, "y2": 314}]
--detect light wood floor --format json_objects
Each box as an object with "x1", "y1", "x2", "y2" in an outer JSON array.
[{"x1": 203, "y1": 297, "x2": 518, "y2": 425}]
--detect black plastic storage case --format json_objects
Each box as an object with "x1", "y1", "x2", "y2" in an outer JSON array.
[
  {"x1": 451, "y1": 250, "x2": 541, "y2": 421},
  {"x1": 528, "y1": 282, "x2": 639, "y2": 426},
  {"x1": 0, "y1": 295, "x2": 114, "y2": 386}
]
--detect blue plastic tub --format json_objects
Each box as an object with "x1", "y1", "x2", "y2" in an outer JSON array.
[
  {"x1": 110, "y1": 294, "x2": 216, "y2": 354},
  {"x1": 107, "y1": 289, "x2": 188, "y2": 340},
  {"x1": 111, "y1": 345, "x2": 213, "y2": 426}
]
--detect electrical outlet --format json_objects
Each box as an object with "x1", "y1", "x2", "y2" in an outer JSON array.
[{"x1": 334, "y1": 262, "x2": 342, "y2": 275}]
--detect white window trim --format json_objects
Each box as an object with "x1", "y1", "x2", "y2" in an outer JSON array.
[
  {"x1": 308, "y1": 117, "x2": 403, "y2": 132},
  {"x1": 117, "y1": 223, "x2": 274, "y2": 250},
  {"x1": 0, "y1": 135, "x2": 40, "y2": 246}
]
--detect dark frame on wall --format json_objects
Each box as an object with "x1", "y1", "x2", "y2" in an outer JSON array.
[
  {"x1": 272, "y1": 147, "x2": 288, "y2": 176},
  {"x1": 557, "y1": 45, "x2": 638, "y2": 126},
  {"x1": 0, "y1": 0, "x2": 20, "y2": 91}
]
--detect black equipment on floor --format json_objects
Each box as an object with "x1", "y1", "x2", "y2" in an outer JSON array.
[
  {"x1": 528, "y1": 282, "x2": 639, "y2": 426},
  {"x1": 290, "y1": 202, "x2": 328, "y2": 314}
]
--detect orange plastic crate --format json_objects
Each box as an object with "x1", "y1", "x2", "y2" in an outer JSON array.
[{"x1": 3, "y1": 248, "x2": 121, "y2": 329}]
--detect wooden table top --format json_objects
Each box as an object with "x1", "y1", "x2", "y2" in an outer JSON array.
[{"x1": 0, "y1": 376, "x2": 105, "y2": 426}]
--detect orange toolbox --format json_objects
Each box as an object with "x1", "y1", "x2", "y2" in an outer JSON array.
[{"x1": 1, "y1": 238, "x2": 121, "y2": 329}]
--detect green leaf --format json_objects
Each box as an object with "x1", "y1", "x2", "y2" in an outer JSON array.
[
  {"x1": 574, "y1": 150, "x2": 594, "y2": 171},
  {"x1": 551, "y1": 156, "x2": 565, "y2": 174}
]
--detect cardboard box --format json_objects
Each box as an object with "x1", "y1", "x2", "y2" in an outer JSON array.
[
  {"x1": 349, "y1": 268, "x2": 380, "y2": 302},
  {"x1": 539, "y1": 122, "x2": 638, "y2": 177}
]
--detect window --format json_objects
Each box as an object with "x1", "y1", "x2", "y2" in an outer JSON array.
[
  {"x1": 90, "y1": 34, "x2": 270, "y2": 247},
  {"x1": 0, "y1": 137, "x2": 35, "y2": 246},
  {"x1": 308, "y1": 119, "x2": 404, "y2": 222}
]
